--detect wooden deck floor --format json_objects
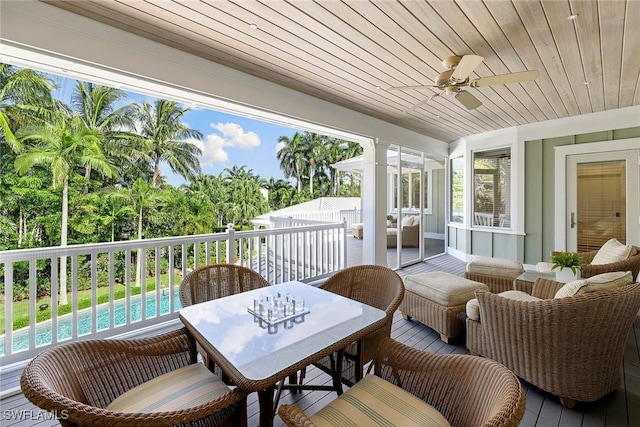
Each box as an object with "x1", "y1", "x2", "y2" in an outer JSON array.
[{"x1": 2, "y1": 255, "x2": 639, "y2": 426}]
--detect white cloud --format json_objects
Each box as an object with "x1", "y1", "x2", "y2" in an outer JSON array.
[
  {"x1": 191, "y1": 122, "x2": 261, "y2": 166},
  {"x1": 212, "y1": 122, "x2": 261, "y2": 149},
  {"x1": 190, "y1": 135, "x2": 228, "y2": 166}
]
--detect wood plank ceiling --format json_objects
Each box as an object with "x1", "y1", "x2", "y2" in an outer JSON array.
[{"x1": 43, "y1": 0, "x2": 640, "y2": 143}]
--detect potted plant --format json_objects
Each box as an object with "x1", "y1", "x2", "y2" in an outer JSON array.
[
  {"x1": 386, "y1": 215, "x2": 396, "y2": 227},
  {"x1": 551, "y1": 252, "x2": 583, "y2": 282}
]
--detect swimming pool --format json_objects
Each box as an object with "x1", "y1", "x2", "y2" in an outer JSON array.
[{"x1": 0, "y1": 289, "x2": 182, "y2": 355}]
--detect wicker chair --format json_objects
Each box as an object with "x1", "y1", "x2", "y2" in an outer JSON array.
[
  {"x1": 180, "y1": 263, "x2": 269, "y2": 374},
  {"x1": 278, "y1": 337, "x2": 525, "y2": 427},
  {"x1": 179, "y1": 263, "x2": 269, "y2": 307},
  {"x1": 466, "y1": 279, "x2": 640, "y2": 408},
  {"x1": 288, "y1": 265, "x2": 404, "y2": 396},
  {"x1": 317, "y1": 265, "x2": 404, "y2": 388},
  {"x1": 20, "y1": 328, "x2": 247, "y2": 427}
]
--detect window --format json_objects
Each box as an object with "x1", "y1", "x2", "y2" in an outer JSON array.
[
  {"x1": 450, "y1": 158, "x2": 464, "y2": 223},
  {"x1": 473, "y1": 149, "x2": 511, "y2": 228}
]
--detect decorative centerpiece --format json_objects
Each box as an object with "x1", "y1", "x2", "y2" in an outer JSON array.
[
  {"x1": 248, "y1": 292, "x2": 309, "y2": 333},
  {"x1": 551, "y1": 252, "x2": 583, "y2": 282}
]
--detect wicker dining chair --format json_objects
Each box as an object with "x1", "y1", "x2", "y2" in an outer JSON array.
[
  {"x1": 292, "y1": 265, "x2": 404, "y2": 394},
  {"x1": 179, "y1": 263, "x2": 270, "y2": 374},
  {"x1": 278, "y1": 337, "x2": 525, "y2": 427},
  {"x1": 179, "y1": 263, "x2": 270, "y2": 307},
  {"x1": 20, "y1": 328, "x2": 247, "y2": 427}
]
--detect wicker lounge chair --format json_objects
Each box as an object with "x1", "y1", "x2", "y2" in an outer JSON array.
[
  {"x1": 278, "y1": 337, "x2": 525, "y2": 427},
  {"x1": 179, "y1": 263, "x2": 269, "y2": 306},
  {"x1": 20, "y1": 328, "x2": 247, "y2": 427},
  {"x1": 466, "y1": 278, "x2": 640, "y2": 408}
]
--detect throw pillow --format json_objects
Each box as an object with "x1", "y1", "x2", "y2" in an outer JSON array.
[
  {"x1": 401, "y1": 215, "x2": 414, "y2": 228},
  {"x1": 591, "y1": 238, "x2": 633, "y2": 265},
  {"x1": 554, "y1": 270, "x2": 632, "y2": 298}
]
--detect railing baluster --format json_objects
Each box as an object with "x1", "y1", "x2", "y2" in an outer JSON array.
[
  {"x1": 50, "y1": 257, "x2": 58, "y2": 345},
  {"x1": 71, "y1": 256, "x2": 78, "y2": 339},
  {"x1": 91, "y1": 253, "x2": 97, "y2": 334},
  {"x1": 155, "y1": 246, "x2": 161, "y2": 318},
  {"x1": 28, "y1": 260, "x2": 36, "y2": 350},
  {"x1": 125, "y1": 248, "x2": 132, "y2": 325},
  {"x1": 3, "y1": 264, "x2": 13, "y2": 355},
  {"x1": 109, "y1": 252, "x2": 115, "y2": 330},
  {"x1": 169, "y1": 245, "x2": 175, "y2": 312}
]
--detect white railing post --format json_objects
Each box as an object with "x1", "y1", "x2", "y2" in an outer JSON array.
[{"x1": 226, "y1": 223, "x2": 235, "y2": 264}]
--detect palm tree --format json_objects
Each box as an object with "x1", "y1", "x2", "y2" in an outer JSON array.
[
  {"x1": 223, "y1": 173, "x2": 268, "y2": 227},
  {"x1": 184, "y1": 174, "x2": 227, "y2": 228},
  {"x1": 277, "y1": 132, "x2": 306, "y2": 193},
  {"x1": 134, "y1": 99, "x2": 203, "y2": 187},
  {"x1": 15, "y1": 114, "x2": 116, "y2": 304},
  {"x1": 102, "y1": 189, "x2": 136, "y2": 242},
  {"x1": 124, "y1": 178, "x2": 165, "y2": 287},
  {"x1": 325, "y1": 139, "x2": 362, "y2": 196},
  {"x1": 0, "y1": 63, "x2": 56, "y2": 153},
  {"x1": 71, "y1": 82, "x2": 137, "y2": 191},
  {"x1": 300, "y1": 132, "x2": 327, "y2": 196}
]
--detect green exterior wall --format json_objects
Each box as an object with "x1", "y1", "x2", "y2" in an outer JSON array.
[
  {"x1": 524, "y1": 126, "x2": 640, "y2": 264},
  {"x1": 448, "y1": 126, "x2": 640, "y2": 264}
]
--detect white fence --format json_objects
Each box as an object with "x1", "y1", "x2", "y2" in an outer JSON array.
[{"x1": 0, "y1": 222, "x2": 347, "y2": 365}]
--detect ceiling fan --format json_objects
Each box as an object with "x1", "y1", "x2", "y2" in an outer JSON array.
[{"x1": 389, "y1": 55, "x2": 539, "y2": 111}]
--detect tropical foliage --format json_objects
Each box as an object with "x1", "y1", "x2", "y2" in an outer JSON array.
[{"x1": 0, "y1": 64, "x2": 363, "y2": 303}]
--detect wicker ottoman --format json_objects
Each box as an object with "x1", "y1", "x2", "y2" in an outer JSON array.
[
  {"x1": 400, "y1": 272, "x2": 488, "y2": 343},
  {"x1": 464, "y1": 256, "x2": 524, "y2": 293}
]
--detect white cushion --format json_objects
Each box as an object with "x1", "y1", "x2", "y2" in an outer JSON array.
[
  {"x1": 591, "y1": 238, "x2": 633, "y2": 265},
  {"x1": 466, "y1": 255, "x2": 524, "y2": 279},
  {"x1": 310, "y1": 374, "x2": 451, "y2": 427},
  {"x1": 106, "y1": 363, "x2": 230, "y2": 413},
  {"x1": 554, "y1": 271, "x2": 633, "y2": 298},
  {"x1": 466, "y1": 290, "x2": 541, "y2": 321},
  {"x1": 401, "y1": 215, "x2": 414, "y2": 228}
]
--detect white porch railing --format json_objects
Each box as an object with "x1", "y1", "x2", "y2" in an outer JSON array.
[
  {"x1": 268, "y1": 209, "x2": 361, "y2": 229},
  {"x1": 0, "y1": 222, "x2": 347, "y2": 366}
]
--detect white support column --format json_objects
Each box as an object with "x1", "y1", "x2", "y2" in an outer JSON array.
[{"x1": 362, "y1": 140, "x2": 389, "y2": 265}]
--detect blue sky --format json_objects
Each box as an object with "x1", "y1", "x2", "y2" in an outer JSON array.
[{"x1": 50, "y1": 73, "x2": 297, "y2": 187}]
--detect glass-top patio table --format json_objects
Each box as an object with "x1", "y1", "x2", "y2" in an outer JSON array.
[{"x1": 179, "y1": 280, "x2": 387, "y2": 427}]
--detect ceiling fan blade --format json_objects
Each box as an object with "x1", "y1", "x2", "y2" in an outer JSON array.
[
  {"x1": 409, "y1": 93, "x2": 440, "y2": 110},
  {"x1": 451, "y1": 55, "x2": 484, "y2": 81},
  {"x1": 455, "y1": 90, "x2": 482, "y2": 110},
  {"x1": 387, "y1": 84, "x2": 435, "y2": 90},
  {"x1": 471, "y1": 70, "x2": 540, "y2": 87}
]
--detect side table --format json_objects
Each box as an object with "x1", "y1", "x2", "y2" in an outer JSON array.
[{"x1": 513, "y1": 270, "x2": 557, "y2": 294}]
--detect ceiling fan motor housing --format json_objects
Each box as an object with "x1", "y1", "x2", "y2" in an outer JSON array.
[{"x1": 442, "y1": 56, "x2": 462, "y2": 70}]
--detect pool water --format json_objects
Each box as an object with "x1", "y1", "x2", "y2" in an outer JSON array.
[{"x1": 0, "y1": 289, "x2": 182, "y2": 355}]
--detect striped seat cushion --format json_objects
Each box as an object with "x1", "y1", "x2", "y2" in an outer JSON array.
[
  {"x1": 106, "y1": 363, "x2": 230, "y2": 413},
  {"x1": 310, "y1": 374, "x2": 451, "y2": 427}
]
